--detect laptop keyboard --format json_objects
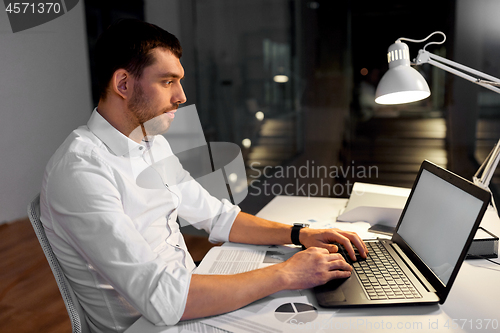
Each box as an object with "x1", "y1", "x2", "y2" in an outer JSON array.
[{"x1": 339, "y1": 241, "x2": 422, "y2": 300}]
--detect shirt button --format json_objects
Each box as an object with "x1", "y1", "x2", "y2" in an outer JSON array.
[{"x1": 139, "y1": 146, "x2": 143, "y2": 150}]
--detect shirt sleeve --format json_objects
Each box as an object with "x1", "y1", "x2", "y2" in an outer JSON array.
[
  {"x1": 172, "y1": 159, "x2": 240, "y2": 243},
  {"x1": 156, "y1": 136, "x2": 241, "y2": 243},
  {"x1": 42, "y1": 150, "x2": 190, "y2": 326}
]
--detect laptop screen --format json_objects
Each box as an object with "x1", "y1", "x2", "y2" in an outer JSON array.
[{"x1": 397, "y1": 169, "x2": 485, "y2": 285}]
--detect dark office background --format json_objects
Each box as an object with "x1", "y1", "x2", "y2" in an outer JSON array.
[
  {"x1": 2, "y1": 3, "x2": 500, "y2": 330},
  {"x1": 83, "y1": 0, "x2": 500, "y2": 214}
]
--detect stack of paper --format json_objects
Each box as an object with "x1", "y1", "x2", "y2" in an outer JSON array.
[{"x1": 336, "y1": 182, "x2": 410, "y2": 228}]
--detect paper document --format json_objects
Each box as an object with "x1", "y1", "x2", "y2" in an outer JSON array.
[
  {"x1": 194, "y1": 243, "x2": 299, "y2": 274},
  {"x1": 194, "y1": 243, "x2": 335, "y2": 333},
  {"x1": 337, "y1": 206, "x2": 403, "y2": 228},
  {"x1": 123, "y1": 317, "x2": 229, "y2": 333},
  {"x1": 337, "y1": 182, "x2": 410, "y2": 226},
  {"x1": 201, "y1": 291, "x2": 334, "y2": 333}
]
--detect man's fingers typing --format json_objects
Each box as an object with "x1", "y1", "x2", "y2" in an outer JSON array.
[
  {"x1": 328, "y1": 269, "x2": 352, "y2": 280},
  {"x1": 327, "y1": 252, "x2": 344, "y2": 260},
  {"x1": 328, "y1": 254, "x2": 352, "y2": 271},
  {"x1": 335, "y1": 230, "x2": 368, "y2": 260}
]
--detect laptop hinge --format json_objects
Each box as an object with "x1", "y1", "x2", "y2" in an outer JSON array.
[{"x1": 391, "y1": 243, "x2": 437, "y2": 293}]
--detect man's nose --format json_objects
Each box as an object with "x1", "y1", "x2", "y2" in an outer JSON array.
[{"x1": 173, "y1": 83, "x2": 187, "y2": 105}]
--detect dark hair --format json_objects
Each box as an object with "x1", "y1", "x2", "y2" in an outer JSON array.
[{"x1": 95, "y1": 18, "x2": 182, "y2": 100}]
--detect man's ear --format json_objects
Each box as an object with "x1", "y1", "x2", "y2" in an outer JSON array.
[{"x1": 111, "y1": 69, "x2": 133, "y2": 100}]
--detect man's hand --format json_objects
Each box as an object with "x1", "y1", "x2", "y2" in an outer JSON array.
[
  {"x1": 279, "y1": 247, "x2": 353, "y2": 290},
  {"x1": 182, "y1": 246, "x2": 352, "y2": 321},
  {"x1": 228, "y1": 212, "x2": 368, "y2": 261},
  {"x1": 299, "y1": 228, "x2": 368, "y2": 261}
]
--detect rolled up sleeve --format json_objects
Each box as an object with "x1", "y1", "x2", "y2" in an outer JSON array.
[{"x1": 175, "y1": 174, "x2": 241, "y2": 243}]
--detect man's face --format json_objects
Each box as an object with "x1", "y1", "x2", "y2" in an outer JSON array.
[{"x1": 127, "y1": 48, "x2": 186, "y2": 136}]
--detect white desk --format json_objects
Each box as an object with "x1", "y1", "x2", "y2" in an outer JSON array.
[{"x1": 126, "y1": 195, "x2": 500, "y2": 333}]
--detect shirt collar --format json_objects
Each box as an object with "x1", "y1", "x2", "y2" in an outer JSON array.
[{"x1": 87, "y1": 108, "x2": 155, "y2": 157}]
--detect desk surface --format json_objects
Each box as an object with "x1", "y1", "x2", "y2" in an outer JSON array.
[{"x1": 126, "y1": 195, "x2": 500, "y2": 333}]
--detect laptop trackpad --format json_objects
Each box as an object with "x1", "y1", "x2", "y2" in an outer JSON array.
[
  {"x1": 314, "y1": 277, "x2": 348, "y2": 305},
  {"x1": 330, "y1": 287, "x2": 346, "y2": 302}
]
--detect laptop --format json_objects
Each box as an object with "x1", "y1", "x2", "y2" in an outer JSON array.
[{"x1": 314, "y1": 160, "x2": 491, "y2": 307}]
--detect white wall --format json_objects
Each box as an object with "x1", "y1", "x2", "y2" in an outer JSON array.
[{"x1": 0, "y1": 2, "x2": 92, "y2": 223}]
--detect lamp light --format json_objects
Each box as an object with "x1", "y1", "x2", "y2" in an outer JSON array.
[
  {"x1": 242, "y1": 138, "x2": 251, "y2": 148},
  {"x1": 255, "y1": 111, "x2": 264, "y2": 121},
  {"x1": 375, "y1": 41, "x2": 430, "y2": 104},
  {"x1": 273, "y1": 74, "x2": 289, "y2": 83},
  {"x1": 375, "y1": 31, "x2": 500, "y2": 105}
]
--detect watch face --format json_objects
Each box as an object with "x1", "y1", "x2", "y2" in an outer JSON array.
[{"x1": 293, "y1": 223, "x2": 309, "y2": 228}]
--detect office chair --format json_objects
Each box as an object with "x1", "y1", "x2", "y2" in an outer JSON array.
[{"x1": 28, "y1": 194, "x2": 90, "y2": 333}]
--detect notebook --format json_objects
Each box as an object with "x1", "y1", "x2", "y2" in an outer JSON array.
[{"x1": 314, "y1": 160, "x2": 491, "y2": 307}]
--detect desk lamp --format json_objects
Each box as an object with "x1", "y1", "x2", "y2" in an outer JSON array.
[
  {"x1": 375, "y1": 31, "x2": 500, "y2": 105},
  {"x1": 375, "y1": 31, "x2": 500, "y2": 195}
]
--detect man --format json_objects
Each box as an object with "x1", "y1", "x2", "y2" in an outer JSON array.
[{"x1": 40, "y1": 19, "x2": 367, "y2": 332}]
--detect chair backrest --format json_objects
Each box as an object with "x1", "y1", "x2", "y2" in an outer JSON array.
[{"x1": 28, "y1": 194, "x2": 90, "y2": 333}]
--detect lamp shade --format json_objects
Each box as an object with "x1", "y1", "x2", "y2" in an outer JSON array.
[{"x1": 375, "y1": 42, "x2": 430, "y2": 105}]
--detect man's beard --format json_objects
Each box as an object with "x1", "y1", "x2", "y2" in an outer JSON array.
[{"x1": 128, "y1": 81, "x2": 177, "y2": 137}]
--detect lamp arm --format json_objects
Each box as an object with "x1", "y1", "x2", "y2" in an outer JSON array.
[{"x1": 415, "y1": 50, "x2": 500, "y2": 95}]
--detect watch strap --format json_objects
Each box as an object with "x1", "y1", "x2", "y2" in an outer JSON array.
[{"x1": 291, "y1": 224, "x2": 305, "y2": 246}]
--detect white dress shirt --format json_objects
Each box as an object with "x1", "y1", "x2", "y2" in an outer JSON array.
[{"x1": 40, "y1": 109, "x2": 240, "y2": 332}]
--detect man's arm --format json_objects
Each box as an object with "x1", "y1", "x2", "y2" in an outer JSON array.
[
  {"x1": 181, "y1": 212, "x2": 368, "y2": 321},
  {"x1": 228, "y1": 212, "x2": 368, "y2": 260},
  {"x1": 181, "y1": 247, "x2": 351, "y2": 321}
]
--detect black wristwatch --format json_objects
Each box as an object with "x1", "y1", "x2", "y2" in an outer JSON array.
[{"x1": 291, "y1": 223, "x2": 309, "y2": 246}]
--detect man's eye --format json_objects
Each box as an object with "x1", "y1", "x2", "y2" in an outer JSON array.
[{"x1": 164, "y1": 81, "x2": 173, "y2": 85}]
